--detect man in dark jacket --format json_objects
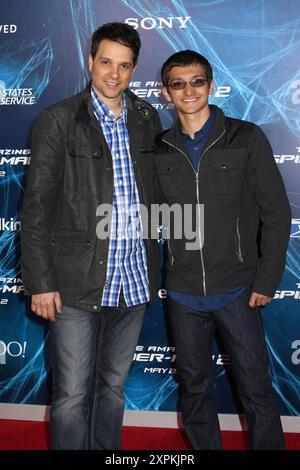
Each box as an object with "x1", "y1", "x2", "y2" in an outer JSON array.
[
  {"x1": 21, "y1": 22, "x2": 161, "y2": 449},
  {"x1": 155, "y1": 50, "x2": 291, "y2": 449}
]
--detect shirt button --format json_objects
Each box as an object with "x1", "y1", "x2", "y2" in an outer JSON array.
[
  {"x1": 115, "y1": 153, "x2": 120, "y2": 158},
  {"x1": 100, "y1": 260, "x2": 104, "y2": 265},
  {"x1": 119, "y1": 179, "x2": 123, "y2": 185},
  {"x1": 93, "y1": 306, "x2": 97, "y2": 310}
]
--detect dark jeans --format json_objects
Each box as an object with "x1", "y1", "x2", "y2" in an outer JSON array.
[
  {"x1": 167, "y1": 287, "x2": 285, "y2": 450},
  {"x1": 49, "y1": 297, "x2": 146, "y2": 449}
]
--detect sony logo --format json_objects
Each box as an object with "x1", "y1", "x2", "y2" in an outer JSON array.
[{"x1": 125, "y1": 16, "x2": 191, "y2": 30}]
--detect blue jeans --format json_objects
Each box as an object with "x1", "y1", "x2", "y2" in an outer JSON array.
[
  {"x1": 167, "y1": 287, "x2": 285, "y2": 450},
  {"x1": 49, "y1": 297, "x2": 146, "y2": 449}
]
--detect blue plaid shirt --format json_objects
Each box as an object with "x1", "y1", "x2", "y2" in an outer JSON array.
[{"x1": 91, "y1": 87, "x2": 150, "y2": 307}]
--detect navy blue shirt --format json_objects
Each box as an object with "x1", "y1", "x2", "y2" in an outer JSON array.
[
  {"x1": 168, "y1": 108, "x2": 245, "y2": 312},
  {"x1": 181, "y1": 108, "x2": 215, "y2": 171}
]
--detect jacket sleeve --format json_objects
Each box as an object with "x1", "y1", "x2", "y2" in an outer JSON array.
[
  {"x1": 248, "y1": 125, "x2": 291, "y2": 297},
  {"x1": 21, "y1": 109, "x2": 63, "y2": 294}
]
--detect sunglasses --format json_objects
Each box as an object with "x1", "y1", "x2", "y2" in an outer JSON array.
[{"x1": 167, "y1": 77, "x2": 210, "y2": 90}]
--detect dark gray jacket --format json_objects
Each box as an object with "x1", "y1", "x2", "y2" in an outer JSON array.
[
  {"x1": 155, "y1": 105, "x2": 291, "y2": 297},
  {"x1": 21, "y1": 85, "x2": 162, "y2": 311}
]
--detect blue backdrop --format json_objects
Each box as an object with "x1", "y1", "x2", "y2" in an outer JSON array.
[{"x1": 0, "y1": 0, "x2": 299, "y2": 417}]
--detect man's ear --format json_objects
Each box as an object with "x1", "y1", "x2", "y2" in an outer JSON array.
[
  {"x1": 162, "y1": 86, "x2": 173, "y2": 102},
  {"x1": 208, "y1": 79, "x2": 214, "y2": 96},
  {"x1": 88, "y1": 54, "x2": 93, "y2": 73}
]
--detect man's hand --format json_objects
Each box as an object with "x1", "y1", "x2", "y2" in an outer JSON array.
[
  {"x1": 249, "y1": 291, "x2": 272, "y2": 308},
  {"x1": 31, "y1": 292, "x2": 62, "y2": 322}
]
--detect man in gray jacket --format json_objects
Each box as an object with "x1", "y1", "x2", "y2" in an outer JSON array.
[
  {"x1": 21, "y1": 23, "x2": 161, "y2": 449},
  {"x1": 155, "y1": 50, "x2": 291, "y2": 449}
]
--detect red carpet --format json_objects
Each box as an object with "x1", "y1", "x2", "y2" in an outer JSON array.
[{"x1": 0, "y1": 420, "x2": 299, "y2": 450}]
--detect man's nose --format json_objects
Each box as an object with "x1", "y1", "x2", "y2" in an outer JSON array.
[
  {"x1": 183, "y1": 83, "x2": 194, "y2": 95},
  {"x1": 110, "y1": 65, "x2": 120, "y2": 78}
]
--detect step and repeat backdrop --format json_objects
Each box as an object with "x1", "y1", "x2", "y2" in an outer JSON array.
[{"x1": 0, "y1": 0, "x2": 300, "y2": 420}]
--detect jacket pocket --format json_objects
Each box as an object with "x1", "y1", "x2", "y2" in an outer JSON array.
[
  {"x1": 140, "y1": 145, "x2": 156, "y2": 154},
  {"x1": 65, "y1": 139, "x2": 105, "y2": 194},
  {"x1": 154, "y1": 156, "x2": 184, "y2": 203},
  {"x1": 234, "y1": 217, "x2": 244, "y2": 263},
  {"x1": 53, "y1": 238, "x2": 94, "y2": 294},
  {"x1": 166, "y1": 239, "x2": 175, "y2": 265},
  {"x1": 207, "y1": 148, "x2": 247, "y2": 195},
  {"x1": 52, "y1": 231, "x2": 91, "y2": 246},
  {"x1": 155, "y1": 161, "x2": 182, "y2": 176},
  {"x1": 67, "y1": 140, "x2": 103, "y2": 159}
]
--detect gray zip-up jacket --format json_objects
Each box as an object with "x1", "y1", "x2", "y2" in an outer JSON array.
[{"x1": 154, "y1": 105, "x2": 291, "y2": 297}]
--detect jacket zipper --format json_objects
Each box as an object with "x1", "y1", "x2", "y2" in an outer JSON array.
[
  {"x1": 162, "y1": 129, "x2": 225, "y2": 295},
  {"x1": 236, "y1": 216, "x2": 244, "y2": 263}
]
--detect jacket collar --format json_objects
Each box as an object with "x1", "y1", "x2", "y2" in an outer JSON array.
[
  {"x1": 73, "y1": 82, "x2": 153, "y2": 160},
  {"x1": 125, "y1": 88, "x2": 155, "y2": 120},
  {"x1": 162, "y1": 104, "x2": 226, "y2": 150},
  {"x1": 74, "y1": 81, "x2": 155, "y2": 126}
]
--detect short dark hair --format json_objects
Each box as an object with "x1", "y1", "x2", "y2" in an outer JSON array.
[
  {"x1": 161, "y1": 50, "x2": 213, "y2": 86},
  {"x1": 91, "y1": 22, "x2": 141, "y2": 66}
]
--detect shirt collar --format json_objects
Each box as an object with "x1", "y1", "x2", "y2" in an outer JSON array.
[
  {"x1": 91, "y1": 86, "x2": 127, "y2": 124},
  {"x1": 181, "y1": 107, "x2": 215, "y2": 142}
]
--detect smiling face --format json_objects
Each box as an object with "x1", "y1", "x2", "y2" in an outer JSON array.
[
  {"x1": 162, "y1": 63, "x2": 214, "y2": 119},
  {"x1": 89, "y1": 39, "x2": 136, "y2": 109}
]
